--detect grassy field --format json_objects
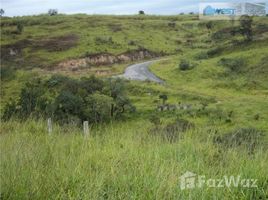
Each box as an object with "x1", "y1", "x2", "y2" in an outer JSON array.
[
  {"x1": 1, "y1": 120, "x2": 268, "y2": 199},
  {"x1": 1, "y1": 14, "x2": 268, "y2": 199}
]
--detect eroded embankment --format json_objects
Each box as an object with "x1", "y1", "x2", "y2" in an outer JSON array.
[{"x1": 56, "y1": 49, "x2": 164, "y2": 71}]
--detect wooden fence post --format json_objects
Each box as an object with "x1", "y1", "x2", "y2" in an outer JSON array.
[
  {"x1": 48, "y1": 118, "x2": 52, "y2": 135},
  {"x1": 83, "y1": 121, "x2": 89, "y2": 137}
]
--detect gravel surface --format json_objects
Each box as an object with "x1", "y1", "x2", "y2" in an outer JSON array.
[{"x1": 118, "y1": 59, "x2": 164, "y2": 83}]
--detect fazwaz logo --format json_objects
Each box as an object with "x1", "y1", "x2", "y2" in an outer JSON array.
[{"x1": 203, "y1": 5, "x2": 236, "y2": 16}]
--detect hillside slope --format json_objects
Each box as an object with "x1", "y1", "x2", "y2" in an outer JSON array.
[{"x1": 1, "y1": 14, "x2": 268, "y2": 200}]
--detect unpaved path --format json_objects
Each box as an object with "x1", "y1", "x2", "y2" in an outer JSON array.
[{"x1": 118, "y1": 59, "x2": 164, "y2": 83}]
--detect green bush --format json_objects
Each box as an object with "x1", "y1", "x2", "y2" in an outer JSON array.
[
  {"x1": 18, "y1": 79, "x2": 45, "y2": 117},
  {"x1": 0, "y1": 66, "x2": 16, "y2": 81},
  {"x1": 2, "y1": 76, "x2": 135, "y2": 125},
  {"x1": 149, "y1": 119, "x2": 194, "y2": 142},
  {"x1": 239, "y1": 15, "x2": 253, "y2": 41},
  {"x1": 179, "y1": 59, "x2": 196, "y2": 71},
  {"x1": 2, "y1": 100, "x2": 17, "y2": 121},
  {"x1": 168, "y1": 21, "x2": 176, "y2": 28},
  {"x1": 149, "y1": 114, "x2": 161, "y2": 126},
  {"x1": 16, "y1": 22, "x2": 24, "y2": 34},
  {"x1": 194, "y1": 52, "x2": 208, "y2": 60},
  {"x1": 218, "y1": 57, "x2": 246, "y2": 73},
  {"x1": 214, "y1": 128, "x2": 266, "y2": 153},
  {"x1": 207, "y1": 47, "x2": 223, "y2": 57},
  {"x1": 84, "y1": 93, "x2": 113, "y2": 123}
]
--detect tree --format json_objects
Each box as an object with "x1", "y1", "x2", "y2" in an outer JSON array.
[
  {"x1": 239, "y1": 15, "x2": 253, "y2": 41},
  {"x1": 168, "y1": 22, "x2": 176, "y2": 28},
  {"x1": 53, "y1": 90, "x2": 83, "y2": 121},
  {"x1": 159, "y1": 94, "x2": 168, "y2": 105},
  {"x1": 2, "y1": 100, "x2": 17, "y2": 120},
  {"x1": 16, "y1": 22, "x2": 24, "y2": 34},
  {"x1": 139, "y1": 10, "x2": 145, "y2": 15},
  {"x1": 84, "y1": 93, "x2": 113, "y2": 123},
  {"x1": 18, "y1": 79, "x2": 44, "y2": 117},
  {"x1": 0, "y1": 8, "x2": 4, "y2": 17},
  {"x1": 48, "y1": 9, "x2": 58, "y2": 16},
  {"x1": 206, "y1": 21, "x2": 213, "y2": 32},
  {"x1": 106, "y1": 78, "x2": 135, "y2": 117},
  {"x1": 2, "y1": 75, "x2": 135, "y2": 124}
]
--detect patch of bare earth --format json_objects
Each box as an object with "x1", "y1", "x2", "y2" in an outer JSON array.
[
  {"x1": 32, "y1": 34, "x2": 78, "y2": 52},
  {"x1": 56, "y1": 49, "x2": 164, "y2": 72},
  {"x1": 1, "y1": 34, "x2": 79, "y2": 69}
]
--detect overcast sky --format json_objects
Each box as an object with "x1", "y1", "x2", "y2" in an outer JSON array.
[{"x1": 0, "y1": 0, "x2": 267, "y2": 16}]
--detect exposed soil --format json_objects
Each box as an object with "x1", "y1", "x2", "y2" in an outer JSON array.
[
  {"x1": 1, "y1": 34, "x2": 79, "y2": 69},
  {"x1": 57, "y1": 49, "x2": 163, "y2": 71},
  {"x1": 1, "y1": 34, "x2": 78, "y2": 62},
  {"x1": 32, "y1": 34, "x2": 78, "y2": 52},
  {"x1": 1, "y1": 39, "x2": 31, "y2": 61}
]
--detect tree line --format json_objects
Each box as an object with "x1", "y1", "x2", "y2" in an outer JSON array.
[{"x1": 2, "y1": 75, "x2": 135, "y2": 125}]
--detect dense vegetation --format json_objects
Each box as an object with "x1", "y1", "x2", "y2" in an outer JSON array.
[
  {"x1": 1, "y1": 14, "x2": 268, "y2": 199},
  {"x1": 3, "y1": 75, "x2": 134, "y2": 124}
]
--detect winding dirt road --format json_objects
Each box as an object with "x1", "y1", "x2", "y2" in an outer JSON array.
[{"x1": 118, "y1": 59, "x2": 164, "y2": 83}]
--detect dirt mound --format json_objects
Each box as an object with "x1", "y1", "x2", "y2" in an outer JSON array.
[{"x1": 57, "y1": 49, "x2": 163, "y2": 70}]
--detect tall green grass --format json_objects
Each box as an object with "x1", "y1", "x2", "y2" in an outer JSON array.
[{"x1": 1, "y1": 119, "x2": 267, "y2": 199}]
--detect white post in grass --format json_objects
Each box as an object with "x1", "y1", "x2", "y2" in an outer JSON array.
[
  {"x1": 48, "y1": 118, "x2": 52, "y2": 135},
  {"x1": 83, "y1": 121, "x2": 89, "y2": 137}
]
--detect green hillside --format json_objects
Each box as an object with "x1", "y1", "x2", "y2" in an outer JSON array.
[{"x1": 1, "y1": 14, "x2": 268, "y2": 199}]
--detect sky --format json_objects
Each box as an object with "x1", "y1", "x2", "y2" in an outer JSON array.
[{"x1": 0, "y1": 0, "x2": 267, "y2": 17}]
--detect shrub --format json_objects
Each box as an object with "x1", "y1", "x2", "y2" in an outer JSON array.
[
  {"x1": 205, "y1": 21, "x2": 213, "y2": 31},
  {"x1": 255, "y1": 24, "x2": 268, "y2": 34},
  {"x1": 207, "y1": 47, "x2": 223, "y2": 57},
  {"x1": 159, "y1": 94, "x2": 168, "y2": 105},
  {"x1": 211, "y1": 27, "x2": 240, "y2": 40},
  {"x1": 214, "y1": 128, "x2": 266, "y2": 153},
  {"x1": 239, "y1": 15, "x2": 253, "y2": 41},
  {"x1": 109, "y1": 24, "x2": 122, "y2": 32},
  {"x1": 218, "y1": 57, "x2": 246, "y2": 73},
  {"x1": 179, "y1": 59, "x2": 196, "y2": 71},
  {"x1": 2, "y1": 76, "x2": 135, "y2": 125},
  {"x1": 2, "y1": 100, "x2": 17, "y2": 120},
  {"x1": 16, "y1": 22, "x2": 24, "y2": 34},
  {"x1": 53, "y1": 90, "x2": 83, "y2": 121},
  {"x1": 84, "y1": 93, "x2": 114, "y2": 123},
  {"x1": 0, "y1": 66, "x2": 16, "y2": 81},
  {"x1": 149, "y1": 119, "x2": 194, "y2": 142},
  {"x1": 194, "y1": 52, "x2": 208, "y2": 60},
  {"x1": 168, "y1": 22, "x2": 176, "y2": 28},
  {"x1": 149, "y1": 114, "x2": 161, "y2": 126},
  {"x1": 128, "y1": 40, "x2": 137, "y2": 46},
  {"x1": 18, "y1": 79, "x2": 45, "y2": 117}
]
